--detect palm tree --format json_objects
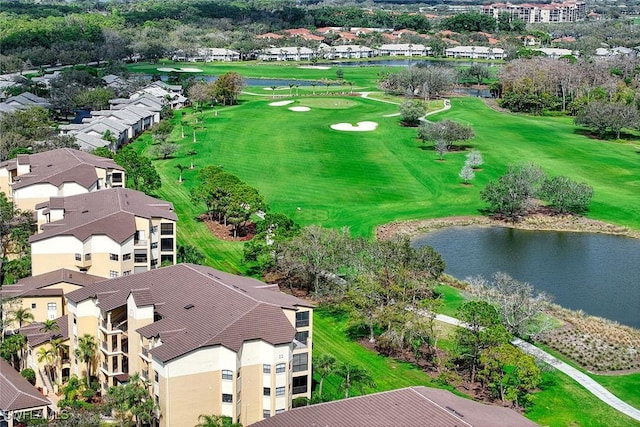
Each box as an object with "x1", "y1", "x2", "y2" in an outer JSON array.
[
  {"x1": 187, "y1": 149, "x2": 197, "y2": 169},
  {"x1": 196, "y1": 414, "x2": 241, "y2": 427},
  {"x1": 311, "y1": 81, "x2": 317, "y2": 95},
  {"x1": 39, "y1": 319, "x2": 59, "y2": 335},
  {"x1": 270, "y1": 85, "x2": 277, "y2": 99},
  {"x1": 176, "y1": 164, "x2": 187, "y2": 183},
  {"x1": 314, "y1": 353, "x2": 336, "y2": 399},
  {"x1": 74, "y1": 334, "x2": 97, "y2": 383},
  {"x1": 37, "y1": 346, "x2": 55, "y2": 387},
  {"x1": 289, "y1": 83, "x2": 294, "y2": 97},
  {"x1": 10, "y1": 306, "x2": 34, "y2": 329},
  {"x1": 48, "y1": 337, "x2": 64, "y2": 384},
  {"x1": 335, "y1": 362, "x2": 375, "y2": 399}
]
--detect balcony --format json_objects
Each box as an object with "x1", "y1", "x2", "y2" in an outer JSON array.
[
  {"x1": 134, "y1": 253, "x2": 148, "y2": 263},
  {"x1": 140, "y1": 346, "x2": 152, "y2": 362},
  {"x1": 100, "y1": 319, "x2": 127, "y2": 335}
]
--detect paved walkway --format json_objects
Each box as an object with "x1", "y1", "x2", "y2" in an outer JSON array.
[{"x1": 434, "y1": 314, "x2": 640, "y2": 422}]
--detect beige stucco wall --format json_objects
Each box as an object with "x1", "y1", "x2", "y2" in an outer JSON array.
[{"x1": 161, "y1": 371, "x2": 222, "y2": 427}]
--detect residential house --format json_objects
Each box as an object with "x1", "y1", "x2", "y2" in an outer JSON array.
[
  {"x1": 0, "y1": 92, "x2": 51, "y2": 114},
  {"x1": 258, "y1": 47, "x2": 314, "y2": 61},
  {"x1": 322, "y1": 45, "x2": 374, "y2": 59},
  {"x1": 481, "y1": 1, "x2": 586, "y2": 23},
  {"x1": 251, "y1": 386, "x2": 539, "y2": 427},
  {"x1": 30, "y1": 187, "x2": 177, "y2": 278},
  {"x1": 535, "y1": 47, "x2": 576, "y2": 58},
  {"x1": 0, "y1": 358, "x2": 52, "y2": 427},
  {"x1": 0, "y1": 148, "x2": 125, "y2": 212},
  {"x1": 377, "y1": 43, "x2": 432, "y2": 57},
  {"x1": 0, "y1": 268, "x2": 102, "y2": 332},
  {"x1": 65, "y1": 263, "x2": 314, "y2": 427},
  {"x1": 445, "y1": 46, "x2": 505, "y2": 59},
  {"x1": 173, "y1": 48, "x2": 240, "y2": 62}
]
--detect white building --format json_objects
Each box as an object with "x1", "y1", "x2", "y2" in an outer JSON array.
[
  {"x1": 377, "y1": 44, "x2": 431, "y2": 57},
  {"x1": 258, "y1": 47, "x2": 314, "y2": 61},
  {"x1": 445, "y1": 46, "x2": 505, "y2": 60}
]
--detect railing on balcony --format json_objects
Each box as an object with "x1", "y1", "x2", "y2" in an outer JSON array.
[
  {"x1": 292, "y1": 385, "x2": 307, "y2": 395},
  {"x1": 134, "y1": 254, "x2": 148, "y2": 263},
  {"x1": 100, "y1": 319, "x2": 127, "y2": 334}
]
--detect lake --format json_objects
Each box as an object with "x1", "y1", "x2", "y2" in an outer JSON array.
[{"x1": 412, "y1": 226, "x2": 640, "y2": 328}]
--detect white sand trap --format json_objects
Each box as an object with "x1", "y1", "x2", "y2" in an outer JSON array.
[
  {"x1": 179, "y1": 67, "x2": 203, "y2": 72},
  {"x1": 157, "y1": 67, "x2": 178, "y2": 72},
  {"x1": 298, "y1": 65, "x2": 331, "y2": 70},
  {"x1": 289, "y1": 106, "x2": 310, "y2": 112},
  {"x1": 331, "y1": 121, "x2": 378, "y2": 131},
  {"x1": 263, "y1": 87, "x2": 288, "y2": 91},
  {"x1": 269, "y1": 100, "x2": 295, "y2": 106}
]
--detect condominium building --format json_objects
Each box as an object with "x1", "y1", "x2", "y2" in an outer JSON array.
[
  {"x1": 0, "y1": 358, "x2": 52, "y2": 427},
  {"x1": 64, "y1": 264, "x2": 314, "y2": 427},
  {"x1": 481, "y1": 1, "x2": 586, "y2": 23},
  {"x1": 30, "y1": 188, "x2": 177, "y2": 278},
  {"x1": 0, "y1": 148, "x2": 125, "y2": 212},
  {"x1": 0, "y1": 269, "x2": 102, "y2": 332}
]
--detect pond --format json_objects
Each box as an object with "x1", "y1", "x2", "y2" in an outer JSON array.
[{"x1": 412, "y1": 226, "x2": 640, "y2": 328}]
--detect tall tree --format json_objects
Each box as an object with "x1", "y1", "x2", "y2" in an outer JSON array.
[
  {"x1": 196, "y1": 415, "x2": 242, "y2": 427},
  {"x1": 114, "y1": 147, "x2": 161, "y2": 194},
  {"x1": 106, "y1": 373, "x2": 157, "y2": 427},
  {"x1": 540, "y1": 176, "x2": 593, "y2": 214},
  {"x1": 480, "y1": 163, "x2": 545, "y2": 220},
  {"x1": 334, "y1": 362, "x2": 375, "y2": 399},
  {"x1": 74, "y1": 334, "x2": 97, "y2": 382},
  {"x1": 313, "y1": 353, "x2": 336, "y2": 399}
]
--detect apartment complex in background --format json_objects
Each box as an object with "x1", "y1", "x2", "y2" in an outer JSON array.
[
  {"x1": 0, "y1": 148, "x2": 125, "y2": 212},
  {"x1": 30, "y1": 187, "x2": 177, "y2": 278},
  {"x1": 481, "y1": 1, "x2": 587, "y2": 23},
  {"x1": 65, "y1": 264, "x2": 313, "y2": 427}
]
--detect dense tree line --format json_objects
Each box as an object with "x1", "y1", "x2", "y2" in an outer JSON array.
[{"x1": 379, "y1": 65, "x2": 457, "y2": 100}]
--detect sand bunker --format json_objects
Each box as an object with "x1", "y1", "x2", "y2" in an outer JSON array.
[
  {"x1": 298, "y1": 65, "x2": 331, "y2": 70},
  {"x1": 289, "y1": 106, "x2": 310, "y2": 112},
  {"x1": 269, "y1": 100, "x2": 295, "y2": 106},
  {"x1": 331, "y1": 121, "x2": 378, "y2": 131},
  {"x1": 156, "y1": 67, "x2": 203, "y2": 73}
]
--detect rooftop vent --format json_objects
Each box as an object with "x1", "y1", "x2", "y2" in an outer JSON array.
[
  {"x1": 81, "y1": 210, "x2": 89, "y2": 213},
  {"x1": 184, "y1": 304, "x2": 194, "y2": 310}
]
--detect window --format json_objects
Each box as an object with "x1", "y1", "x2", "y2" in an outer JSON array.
[
  {"x1": 295, "y1": 311, "x2": 309, "y2": 328},
  {"x1": 84, "y1": 253, "x2": 91, "y2": 261},
  {"x1": 31, "y1": 303, "x2": 37, "y2": 309},
  {"x1": 263, "y1": 410, "x2": 271, "y2": 419},
  {"x1": 47, "y1": 303, "x2": 56, "y2": 310},
  {"x1": 292, "y1": 354, "x2": 308, "y2": 372},
  {"x1": 154, "y1": 371, "x2": 159, "y2": 382},
  {"x1": 275, "y1": 387, "x2": 285, "y2": 396},
  {"x1": 109, "y1": 270, "x2": 118, "y2": 278},
  {"x1": 123, "y1": 270, "x2": 131, "y2": 276},
  {"x1": 222, "y1": 394, "x2": 233, "y2": 403},
  {"x1": 110, "y1": 253, "x2": 119, "y2": 261},
  {"x1": 75, "y1": 253, "x2": 81, "y2": 261},
  {"x1": 263, "y1": 387, "x2": 270, "y2": 396},
  {"x1": 276, "y1": 363, "x2": 286, "y2": 374},
  {"x1": 263, "y1": 364, "x2": 271, "y2": 374},
  {"x1": 134, "y1": 252, "x2": 148, "y2": 263},
  {"x1": 161, "y1": 223, "x2": 174, "y2": 235},
  {"x1": 295, "y1": 331, "x2": 309, "y2": 344},
  {"x1": 150, "y1": 258, "x2": 158, "y2": 267},
  {"x1": 160, "y1": 238, "x2": 174, "y2": 251},
  {"x1": 293, "y1": 376, "x2": 308, "y2": 395},
  {"x1": 276, "y1": 409, "x2": 285, "y2": 414},
  {"x1": 151, "y1": 225, "x2": 158, "y2": 234},
  {"x1": 160, "y1": 254, "x2": 174, "y2": 264},
  {"x1": 222, "y1": 370, "x2": 233, "y2": 380},
  {"x1": 112, "y1": 172, "x2": 123, "y2": 183},
  {"x1": 151, "y1": 242, "x2": 158, "y2": 249},
  {"x1": 123, "y1": 253, "x2": 131, "y2": 261},
  {"x1": 135, "y1": 230, "x2": 145, "y2": 243}
]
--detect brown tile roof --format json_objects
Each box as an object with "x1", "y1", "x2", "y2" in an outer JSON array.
[
  {"x1": 256, "y1": 32, "x2": 284, "y2": 39},
  {"x1": 0, "y1": 358, "x2": 51, "y2": 411},
  {"x1": 0, "y1": 148, "x2": 123, "y2": 191},
  {"x1": 21, "y1": 315, "x2": 69, "y2": 347},
  {"x1": 0, "y1": 269, "x2": 103, "y2": 299},
  {"x1": 30, "y1": 188, "x2": 176, "y2": 244},
  {"x1": 251, "y1": 387, "x2": 539, "y2": 427},
  {"x1": 66, "y1": 264, "x2": 313, "y2": 363}
]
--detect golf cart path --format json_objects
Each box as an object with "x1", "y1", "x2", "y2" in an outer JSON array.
[
  {"x1": 359, "y1": 92, "x2": 451, "y2": 118},
  {"x1": 435, "y1": 314, "x2": 640, "y2": 422}
]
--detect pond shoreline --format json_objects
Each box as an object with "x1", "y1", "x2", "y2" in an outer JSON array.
[{"x1": 376, "y1": 214, "x2": 640, "y2": 241}]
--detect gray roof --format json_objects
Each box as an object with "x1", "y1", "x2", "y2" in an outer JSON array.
[
  {"x1": 1, "y1": 148, "x2": 122, "y2": 191},
  {"x1": 251, "y1": 387, "x2": 539, "y2": 427},
  {"x1": 31, "y1": 188, "x2": 177, "y2": 244},
  {"x1": 66, "y1": 264, "x2": 313, "y2": 363},
  {"x1": 0, "y1": 268, "x2": 102, "y2": 299},
  {"x1": 0, "y1": 358, "x2": 51, "y2": 411}
]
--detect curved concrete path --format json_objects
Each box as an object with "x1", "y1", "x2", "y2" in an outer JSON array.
[
  {"x1": 359, "y1": 92, "x2": 451, "y2": 120},
  {"x1": 435, "y1": 314, "x2": 640, "y2": 422}
]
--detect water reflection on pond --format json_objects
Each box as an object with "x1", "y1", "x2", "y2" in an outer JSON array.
[{"x1": 412, "y1": 226, "x2": 640, "y2": 328}]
